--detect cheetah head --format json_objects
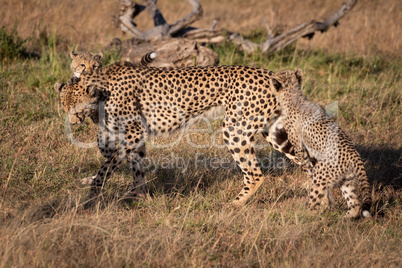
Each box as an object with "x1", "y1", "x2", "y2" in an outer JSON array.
[
  {"x1": 269, "y1": 69, "x2": 303, "y2": 103},
  {"x1": 54, "y1": 82, "x2": 100, "y2": 125},
  {"x1": 70, "y1": 51, "x2": 103, "y2": 78}
]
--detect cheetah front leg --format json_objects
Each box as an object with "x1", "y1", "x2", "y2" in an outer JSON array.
[
  {"x1": 85, "y1": 112, "x2": 148, "y2": 205},
  {"x1": 84, "y1": 123, "x2": 124, "y2": 204},
  {"x1": 86, "y1": 153, "x2": 124, "y2": 202}
]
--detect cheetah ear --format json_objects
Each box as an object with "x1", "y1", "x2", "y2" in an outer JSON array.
[
  {"x1": 270, "y1": 78, "x2": 282, "y2": 93},
  {"x1": 70, "y1": 51, "x2": 78, "y2": 59},
  {"x1": 54, "y1": 82, "x2": 64, "y2": 94},
  {"x1": 87, "y1": 85, "x2": 100, "y2": 98},
  {"x1": 295, "y1": 69, "x2": 303, "y2": 84},
  {"x1": 94, "y1": 52, "x2": 103, "y2": 61}
]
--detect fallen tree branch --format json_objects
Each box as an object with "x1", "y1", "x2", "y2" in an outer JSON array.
[
  {"x1": 116, "y1": 0, "x2": 203, "y2": 40},
  {"x1": 114, "y1": 0, "x2": 358, "y2": 54},
  {"x1": 115, "y1": 0, "x2": 145, "y2": 38},
  {"x1": 143, "y1": 0, "x2": 167, "y2": 26},
  {"x1": 168, "y1": 0, "x2": 203, "y2": 36},
  {"x1": 108, "y1": 38, "x2": 219, "y2": 67},
  {"x1": 261, "y1": 0, "x2": 358, "y2": 52}
]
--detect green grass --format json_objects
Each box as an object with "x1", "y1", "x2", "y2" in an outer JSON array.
[{"x1": 0, "y1": 37, "x2": 401, "y2": 267}]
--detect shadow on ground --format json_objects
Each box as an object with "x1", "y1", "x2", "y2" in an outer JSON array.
[
  {"x1": 15, "y1": 144, "x2": 399, "y2": 221},
  {"x1": 357, "y1": 144, "x2": 401, "y2": 190}
]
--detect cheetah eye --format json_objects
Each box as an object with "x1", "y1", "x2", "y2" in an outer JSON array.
[{"x1": 81, "y1": 64, "x2": 85, "y2": 67}]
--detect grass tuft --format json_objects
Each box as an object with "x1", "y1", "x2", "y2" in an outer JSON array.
[{"x1": 0, "y1": 26, "x2": 25, "y2": 61}]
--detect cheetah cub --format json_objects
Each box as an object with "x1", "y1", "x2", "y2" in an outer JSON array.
[
  {"x1": 68, "y1": 51, "x2": 104, "y2": 85},
  {"x1": 270, "y1": 70, "x2": 371, "y2": 218}
]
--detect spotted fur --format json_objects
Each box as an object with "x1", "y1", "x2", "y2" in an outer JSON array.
[{"x1": 270, "y1": 70, "x2": 372, "y2": 218}]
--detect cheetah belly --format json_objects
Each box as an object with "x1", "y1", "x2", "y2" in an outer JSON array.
[{"x1": 143, "y1": 104, "x2": 224, "y2": 135}]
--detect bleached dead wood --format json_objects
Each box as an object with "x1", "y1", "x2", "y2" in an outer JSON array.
[
  {"x1": 108, "y1": 38, "x2": 219, "y2": 67},
  {"x1": 116, "y1": 0, "x2": 202, "y2": 40},
  {"x1": 114, "y1": 0, "x2": 358, "y2": 54},
  {"x1": 261, "y1": 0, "x2": 358, "y2": 53}
]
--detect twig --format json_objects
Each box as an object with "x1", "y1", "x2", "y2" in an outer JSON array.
[{"x1": 263, "y1": 17, "x2": 273, "y2": 39}]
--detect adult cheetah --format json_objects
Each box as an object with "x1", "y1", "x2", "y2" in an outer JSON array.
[
  {"x1": 55, "y1": 55, "x2": 297, "y2": 205},
  {"x1": 269, "y1": 69, "x2": 371, "y2": 218}
]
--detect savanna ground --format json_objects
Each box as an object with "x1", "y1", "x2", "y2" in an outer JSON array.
[{"x1": 0, "y1": 0, "x2": 401, "y2": 267}]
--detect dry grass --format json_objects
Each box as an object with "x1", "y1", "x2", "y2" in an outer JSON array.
[
  {"x1": 1, "y1": 191, "x2": 401, "y2": 267},
  {"x1": 1, "y1": 46, "x2": 401, "y2": 266},
  {"x1": 0, "y1": 0, "x2": 401, "y2": 266},
  {"x1": 1, "y1": 0, "x2": 401, "y2": 56}
]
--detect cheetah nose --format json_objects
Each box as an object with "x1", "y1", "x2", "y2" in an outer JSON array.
[
  {"x1": 70, "y1": 115, "x2": 79, "y2": 125},
  {"x1": 69, "y1": 114, "x2": 83, "y2": 125}
]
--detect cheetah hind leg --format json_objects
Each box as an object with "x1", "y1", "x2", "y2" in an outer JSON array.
[
  {"x1": 223, "y1": 127, "x2": 265, "y2": 206},
  {"x1": 120, "y1": 145, "x2": 148, "y2": 201}
]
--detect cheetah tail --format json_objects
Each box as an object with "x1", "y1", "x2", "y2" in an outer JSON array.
[
  {"x1": 140, "y1": 52, "x2": 157, "y2": 67},
  {"x1": 358, "y1": 165, "x2": 372, "y2": 218}
]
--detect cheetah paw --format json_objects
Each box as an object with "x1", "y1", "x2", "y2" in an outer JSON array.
[
  {"x1": 302, "y1": 180, "x2": 312, "y2": 190},
  {"x1": 231, "y1": 199, "x2": 246, "y2": 207},
  {"x1": 343, "y1": 209, "x2": 360, "y2": 218},
  {"x1": 81, "y1": 176, "x2": 96, "y2": 185}
]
